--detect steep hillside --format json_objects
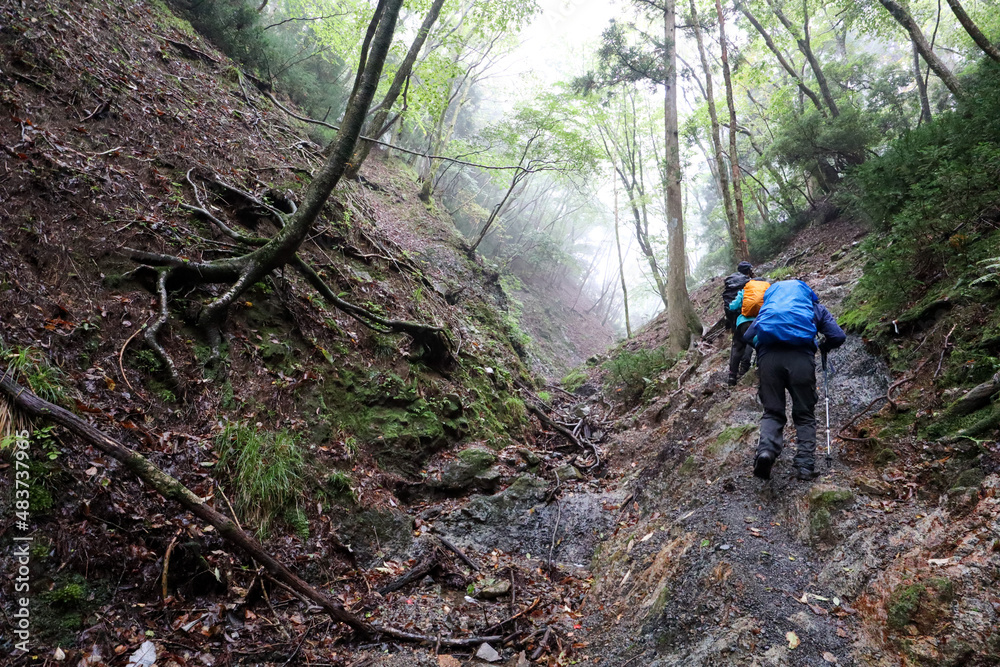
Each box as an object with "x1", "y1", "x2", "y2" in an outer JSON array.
[
  {"x1": 0, "y1": 0, "x2": 614, "y2": 662},
  {"x1": 4, "y1": 1, "x2": 1000, "y2": 666}
]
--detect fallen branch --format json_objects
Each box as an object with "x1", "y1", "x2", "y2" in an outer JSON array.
[
  {"x1": 934, "y1": 324, "x2": 958, "y2": 379},
  {"x1": 482, "y1": 597, "x2": 540, "y2": 634},
  {"x1": 531, "y1": 627, "x2": 553, "y2": 661},
  {"x1": 434, "y1": 532, "x2": 479, "y2": 572},
  {"x1": 378, "y1": 546, "x2": 441, "y2": 595},
  {"x1": 0, "y1": 371, "x2": 510, "y2": 648},
  {"x1": 526, "y1": 403, "x2": 601, "y2": 469},
  {"x1": 375, "y1": 626, "x2": 502, "y2": 647},
  {"x1": 156, "y1": 34, "x2": 219, "y2": 65},
  {"x1": 0, "y1": 368, "x2": 372, "y2": 633}
]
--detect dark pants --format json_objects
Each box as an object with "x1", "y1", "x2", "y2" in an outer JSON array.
[
  {"x1": 729, "y1": 321, "x2": 753, "y2": 380},
  {"x1": 757, "y1": 349, "x2": 818, "y2": 469}
]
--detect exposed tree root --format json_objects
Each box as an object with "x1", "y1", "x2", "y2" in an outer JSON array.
[
  {"x1": 144, "y1": 268, "x2": 182, "y2": 391},
  {"x1": 526, "y1": 402, "x2": 601, "y2": 469},
  {"x1": 293, "y1": 255, "x2": 452, "y2": 365}
]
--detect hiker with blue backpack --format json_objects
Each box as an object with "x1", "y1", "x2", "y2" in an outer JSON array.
[{"x1": 744, "y1": 280, "x2": 846, "y2": 481}]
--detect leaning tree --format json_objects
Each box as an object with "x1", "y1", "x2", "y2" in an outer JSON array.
[{"x1": 126, "y1": 0, "x2": 451, "y2": 386}]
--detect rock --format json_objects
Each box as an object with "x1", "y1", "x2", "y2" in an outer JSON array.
[
  {"x1": 517, "y1": 448, "x2": 541, "y2": 466},
  {"x1": 436, "y1": 475, "x2": 622, "y2": 562},
  {"x1": 441, "y1": 393, "x2": 463, "y2": 418},
  {"x1": 515, "y1": 651, "x2": 529, "y2": 667},
  {"x1": 808, "y1": 485, "x2": 854, "y2": 510},
  {"x1": 873, "y1": 447, "x2": 898, "y2": 465},
  {"x1": 856, "y1": 477, "x2": 892, "y2": 496},
  {"x1": 947, "y1": 487, "x2": 980, "y2": 513},
  {"x1": 336, "y1": 508, "x2": 413, "y2": 566},
  {"x1": 475, "y1": 642, "x2": 501, "y2": 662},
  {"x1": 554, "y1": 464, "x2": 583, "y2": 482},
  {"x1": 474, "y1": 467, "x2": 502, "y2": 491},
  {"x1": 437, "y1": 447, "x2": 498, "y2": 490},
  {"x1": 475, "y1": 578, "x2": 511, "y2": 599}
]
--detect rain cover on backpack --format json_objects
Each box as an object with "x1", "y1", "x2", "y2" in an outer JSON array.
[
  {"x1": 741, "y1": 280, "x2": 770, "y2": 317},
  {"x1": 754, "y1": 280, "x2": 819, "y2": 346}
]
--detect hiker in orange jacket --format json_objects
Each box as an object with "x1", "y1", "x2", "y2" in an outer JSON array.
[{"x1": 725, "y1": 267, "x2": 769, "y2": 386}]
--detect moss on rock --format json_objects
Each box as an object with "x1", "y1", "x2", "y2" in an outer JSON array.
[{"x1": 888, "y1": 583, "x2": 925, "y2": 629}]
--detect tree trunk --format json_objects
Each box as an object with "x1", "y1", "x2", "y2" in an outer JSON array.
[
  {"x1": 664, "y1": 0, "x2": 701, "y2": 355},
  {"x1": 715, "y1": 0, "x2": 749, "y2": 262},
  {"x1": 191, "y1": 0, "x2": 405, "y2": 338},
  {"x1": 766, "y1": 0, "x2": 840, "y2": 117},
  {"x1": 735, "y1": 0, "x2": 826, "y2": 116},
  {"x1": 689, "y1": 0, "x2": 738, "y2": 258},
  {"x1": 945, "y1": 0, "x2": 1000, "y2": 63},
  {"x1": 614, "y1": 181, "x2": 632, "y2": 338},
  {"x1": 912, "y1": 39, "x2": 933, "y2": 125},
  {"x1": 346, "y1": 0, "x2": 447, "y2": 178},
  {"x1": 879, "y1": 0, "x2": 964, "y2": 98}
]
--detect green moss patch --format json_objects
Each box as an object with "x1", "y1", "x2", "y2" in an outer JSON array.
[{"x1": 888, "y1": 583, "x2": 925, "y2": 629}]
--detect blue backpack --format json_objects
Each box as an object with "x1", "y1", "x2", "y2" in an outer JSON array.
[{"x1": 754, "y1": 280, "x2": 818, "y2": 346}]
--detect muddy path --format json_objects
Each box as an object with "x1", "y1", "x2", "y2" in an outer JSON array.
[{"x1": 577, "y1": 323, "x2": 891, "y2": 666}]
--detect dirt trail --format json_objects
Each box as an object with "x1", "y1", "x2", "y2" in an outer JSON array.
[{"x1": 563, "y1": 222, "x2": 897, "y2": 666}]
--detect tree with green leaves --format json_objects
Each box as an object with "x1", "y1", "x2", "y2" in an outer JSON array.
[{"x1": 468, "y1": 97, "x2": 600, "y2": 254}]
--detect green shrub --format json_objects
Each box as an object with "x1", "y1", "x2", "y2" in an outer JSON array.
[
  {"x1": 842, "y1": 58, "x2": 1000, "y2": 319},
  {"x1": 603, "y1": 347, "x2": 677, "y2": 404},
  {"x1": 2, "y1": 346, "x2": 68, "y2": 405},
  {"x1": 215, "y1": 422, "x2": 304, "y2": 535},
  {"x1": 747, "y1": 209, "x2": 812, "y2": 263},
  {"x1": 561, "y1": 368, "x2": 588, "y2": 393}
]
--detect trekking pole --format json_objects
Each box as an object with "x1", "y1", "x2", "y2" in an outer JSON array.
[{"x1": 822, "y1": 351, "x2": 831, "y2": 462}]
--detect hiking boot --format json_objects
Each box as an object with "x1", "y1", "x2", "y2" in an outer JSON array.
[
  {"x1": 727, "y1": 374, "x2": 738, "y2": 386},
  {"x1": 753, "y1": 451, "x2": 775, "y2": 480},
  {"x1": 794, "y1": 467, "x2": 820, "y2": 481}
]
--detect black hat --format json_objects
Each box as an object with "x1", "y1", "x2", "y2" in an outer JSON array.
[{"x1": 737, "y1": 261, "x2": 753, "y2": 275}]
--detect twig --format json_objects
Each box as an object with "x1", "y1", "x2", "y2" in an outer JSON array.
[
  {"x1": 216, "y1": 481, "x2": 244, "y2": 532},
  {"x1": 935, "y1": 324, "x2": 957, "y2": 379},
  {"x1": 547, "y1": 494, "x2": 563, "y2": 574},
  {"x1": 162, "y1": 529, "x2": 182, "y2": 601},
  {"x1": 263, "y1": 577, "x2": 292, "y2": 639},
  {"x1": 434, "y1": 533, "x2": 479, "y2": 572},
  {"x1": 482, "y1": 597, "x2": 540, "y2": 634},
  {"x1": 264, "y1": 91, "x2": 529, "y2": 173},
  {"x1": 531, "y1": 627, "x2": 552, "y2": 661},
  {"x1": 118, "y1": 325, "x2": 145, "y2": 395},
  {"x1": 282, "y1": 622, "x2": 315, "y2": 667}
]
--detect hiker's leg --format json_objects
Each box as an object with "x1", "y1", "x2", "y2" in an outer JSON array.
[
  {"x1": 737, "y1": 321, "x2": 753, "y2": 377},
  {"x1": 788, "y1": 353, "x2": 819, "y2": 470},
  {"x1": 728, "y1": 331, "x2": 744, "y2": 384},
  {"x1": 757, "y1": 352, "x2": 788, "y2": 459}
]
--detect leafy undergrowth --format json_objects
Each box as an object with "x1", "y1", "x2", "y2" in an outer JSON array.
[{"x1": 0, "y1": 0, "x2": 613, "y2": 663}]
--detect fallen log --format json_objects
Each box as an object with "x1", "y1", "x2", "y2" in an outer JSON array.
[
  {"x1": 0, "y1": 368, "x2": 374, "y2": 634},
  {"x1": 0, "y1": 370, "x2": 505, "y2": 648}
]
